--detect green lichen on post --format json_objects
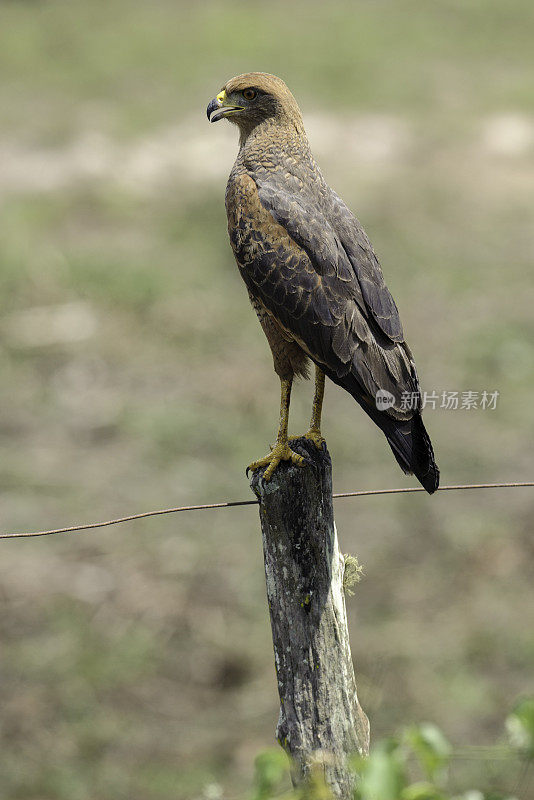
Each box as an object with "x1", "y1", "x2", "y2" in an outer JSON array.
[{"x1": 342, "y1": 554, "x2": 364, "y2": 596}]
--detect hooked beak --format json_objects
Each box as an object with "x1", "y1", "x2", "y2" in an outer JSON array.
[{"x1": 206, "y1": 90, "x2": 244, "y2": 123}]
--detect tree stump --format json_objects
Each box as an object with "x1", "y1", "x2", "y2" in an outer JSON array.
[{"x1": 250, "y1": 437, "x2": 369, "y2": 799}]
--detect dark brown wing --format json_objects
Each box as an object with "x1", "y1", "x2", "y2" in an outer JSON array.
[
  {"x1": 329, "y1": 190, "x2": 404, "y2": 342},
  {"x1": 256, "y1": 175, "x2": 404, "y2": 343},
  {"x1": 226, "y1": 171, "x2": 439, "y2": 493},
  {"x1": 226, "y1": 172, "x2": 417, "y2": 417}
]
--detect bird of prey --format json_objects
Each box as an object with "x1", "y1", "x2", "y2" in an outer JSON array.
[{"x1": 207, "y1": 73, "x2": 439, "y2": 493}]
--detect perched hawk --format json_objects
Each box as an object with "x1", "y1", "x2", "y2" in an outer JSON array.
[{"x1": 207, "y1": 73, "x2": 439, "y2": 493}]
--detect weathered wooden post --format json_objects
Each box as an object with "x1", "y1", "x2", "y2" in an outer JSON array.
[{"x1": 250, "y1": 437, "x2": 369, "y2": 799}]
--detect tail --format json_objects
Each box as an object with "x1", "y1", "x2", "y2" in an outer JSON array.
[
  {"x1": 321, "y1": 367, "x2": 440, "y2": 494},
  {"x1": 383, "y1": 413, "x2": 439, "y2": 494}
]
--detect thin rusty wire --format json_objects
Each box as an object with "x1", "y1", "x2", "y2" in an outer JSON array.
[{"x1": 0, "y1": 481, "x2": 532, "y2": 540}]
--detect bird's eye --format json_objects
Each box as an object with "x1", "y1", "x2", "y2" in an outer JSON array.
[{"x1": 243, "y1": 88, "x2": 257, "y2": 101}]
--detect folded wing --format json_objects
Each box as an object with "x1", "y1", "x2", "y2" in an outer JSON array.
[{"x1": 226, "y1": 170, "x2": 439, "y2": 491}]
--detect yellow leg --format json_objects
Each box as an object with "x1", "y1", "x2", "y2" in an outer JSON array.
[
  {"x1": 309, "y1": 365, "x2": 325, "y2": 437},
  {"x1": 289, "y1": 365, "x2": 326, "y2": 450},
  {"x1": 247, "y1": 378, "x2": 307, "y2": 481}
]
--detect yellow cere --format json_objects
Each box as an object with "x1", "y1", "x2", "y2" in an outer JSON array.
[{"x1": 216, "y1": 90, "x2": 226, "y2": 104}]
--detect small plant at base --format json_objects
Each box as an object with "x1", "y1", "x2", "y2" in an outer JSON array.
[{"x1": 250, "y1": 699, "x2": 533, "y2": 800}]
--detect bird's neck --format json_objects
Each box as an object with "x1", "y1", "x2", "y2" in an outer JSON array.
[
  {"x1": 238, "y1": 117, "x2": 309, "y2": 159},
  {"x1": 236, "y1": 120, "x2": 318, "y2": 181}
]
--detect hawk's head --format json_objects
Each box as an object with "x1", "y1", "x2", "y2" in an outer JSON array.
[{"x1": 207, "y1": 72, "x2": 304, "y2": 137}]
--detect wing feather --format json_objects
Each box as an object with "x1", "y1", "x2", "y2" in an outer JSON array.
[
  {"x1": 255, "y1": 174, "x2": 404, "y2": 341},
  {"x1": 226, "y1": 172, "x2": 418, "y2": 418}
]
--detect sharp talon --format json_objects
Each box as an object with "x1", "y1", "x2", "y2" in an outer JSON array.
[{"x1": 246, "y1": 439, "x2": 309, "y2": 481}]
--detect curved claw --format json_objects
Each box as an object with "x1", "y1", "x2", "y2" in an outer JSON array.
[{"x1": 247, "y1": 440, "x2": 307, "y2": 482}]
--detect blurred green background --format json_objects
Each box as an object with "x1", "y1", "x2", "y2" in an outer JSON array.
[{"x1": 1, "y1": 0, "x2": 533, "y2": 797}]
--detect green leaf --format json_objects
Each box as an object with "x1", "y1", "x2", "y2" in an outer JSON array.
[
  {"x1": 505, "y1": 697, "x2": 534, "y2": 757},
  {"x1": 401, "y1": 781, "x2": 446, "y2": 800},
  {"x1": 355, "y1": 738, "x2": 407, "y2": 800},
  {"x1": 251, "y1": 749, "x2": 290, "y2": 800},
  {"x1": 405, "y1": 724, "x2": 452, "y2": 782}
]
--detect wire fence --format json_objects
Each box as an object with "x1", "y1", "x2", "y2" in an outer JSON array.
[{"x1": 1, "y1": 481, "x2": 532, "y2": 540}]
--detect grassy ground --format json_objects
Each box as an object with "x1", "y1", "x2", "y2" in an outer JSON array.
[{"x1": 1, "y1": 1, "x2": 533, "y2": 797}]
